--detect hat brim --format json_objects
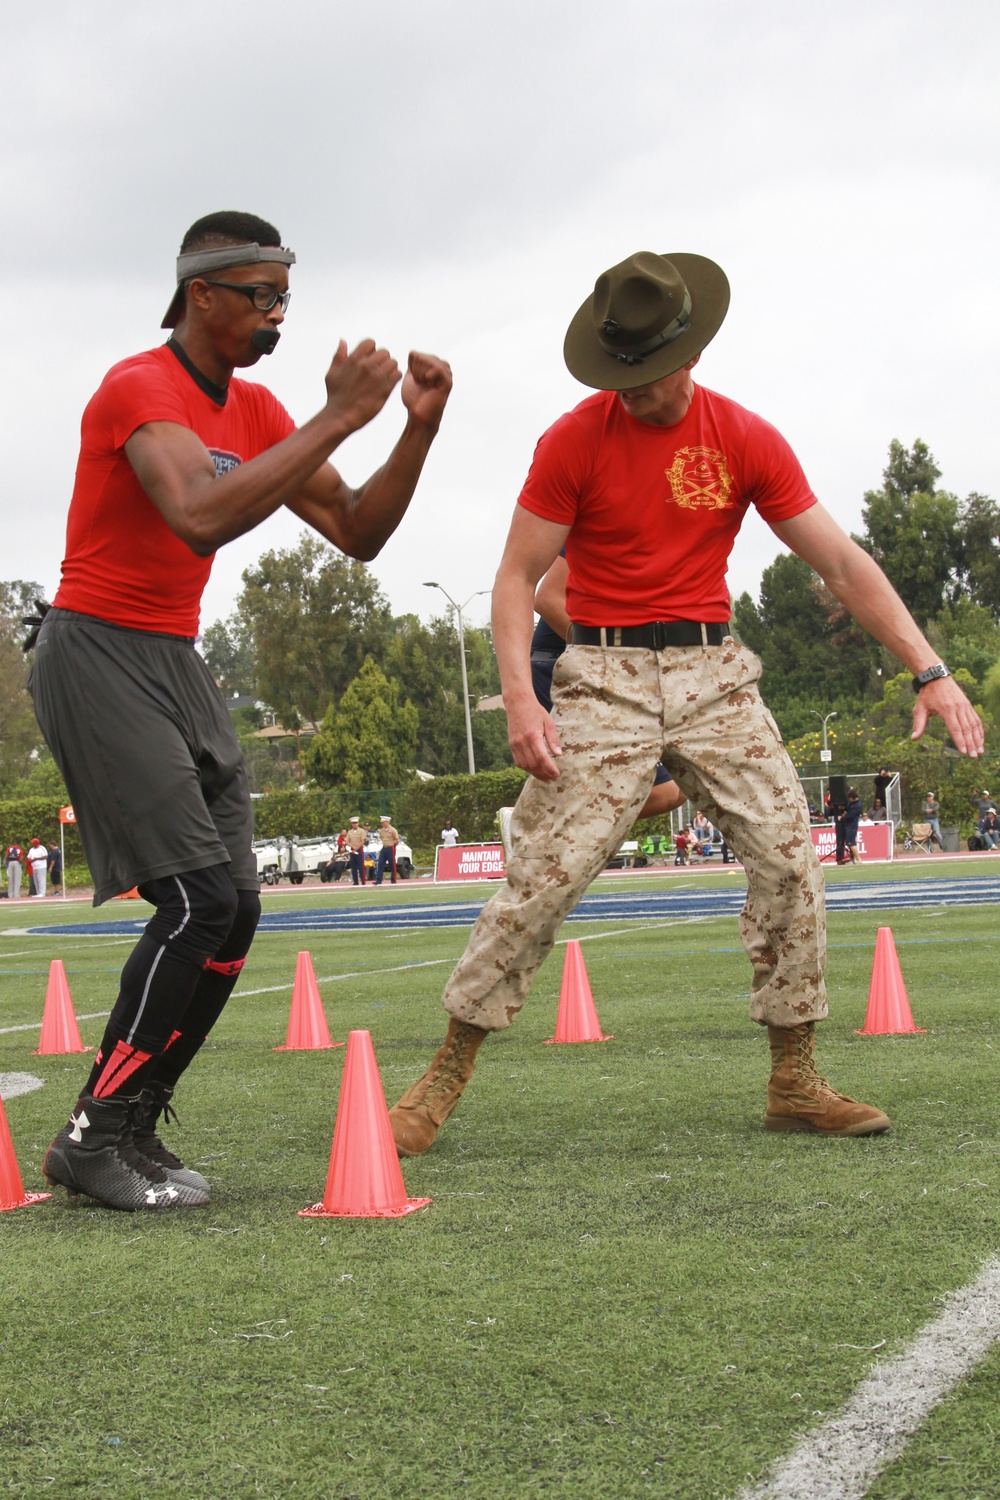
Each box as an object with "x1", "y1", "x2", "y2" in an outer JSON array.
[
  {"x1": 563, "y1": 252, "x2": 730, "y2": 391},
  {"x1": 161, "y1": 283, "x2": 186, "y2": 330}
]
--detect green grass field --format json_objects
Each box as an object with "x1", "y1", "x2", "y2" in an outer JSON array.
[{"x1": 1, "y1": 863, "x2": 998, "y2": 1498}]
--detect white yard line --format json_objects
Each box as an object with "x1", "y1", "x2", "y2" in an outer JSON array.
[
  {"x1": 238, "y1": 957, "x2": 456, "y2": 998},
  {"x1": 733, "y1": 1256, "x2": 1000, "y2": 1500},
  {"x1": 0, "y1": 919, "x2": 709, "y2": 1016},
  {"x1": 0, "y1": 1011, "x2": 108, "y2": 1036},
  {"x1": 0, "y1": 938, "x2": 138, "y2": 956},
  {"x1": 241, "y1": 917, "x2": 711, "y2": 995},
  {"x1": 558, "y1": 916, "x2": 711, "y2": 944}
]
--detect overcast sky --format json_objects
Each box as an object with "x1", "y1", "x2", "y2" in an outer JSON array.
[{"x1": 2, "y1": 0, "x2": 997, "y2": 637}]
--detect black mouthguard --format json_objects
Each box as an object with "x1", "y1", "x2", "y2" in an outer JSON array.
[{"x1": 251, "y1": 328, "x2": 281, "y2": 355}]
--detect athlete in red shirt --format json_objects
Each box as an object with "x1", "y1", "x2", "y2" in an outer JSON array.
[
  {"x1": 32, "y1": 210, "x2": 452, "y2": 1211},
  {"x1": 389, "y1": 249, "x2": 982, "y2": 1159}
]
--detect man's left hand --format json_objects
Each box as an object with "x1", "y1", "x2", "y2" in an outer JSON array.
[
  {"x1": 401, "y1": 351, "x2": 453, "y2": 431},
  {"x1": 912, "y1": 678, "x2": 985, "y2": 758}
]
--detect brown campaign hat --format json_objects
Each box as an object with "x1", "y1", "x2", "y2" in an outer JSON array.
[{"x1": 564, "y1": 251, "x2": 730, "y2": 391}]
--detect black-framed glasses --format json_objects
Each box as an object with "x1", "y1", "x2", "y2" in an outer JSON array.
[{"x1": 198, "y1": 279, "x2": 291, "y2": 313}]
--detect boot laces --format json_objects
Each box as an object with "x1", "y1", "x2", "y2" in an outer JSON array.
[
  {"x1": 132, "y1": 1096, "x2": 183, "y2": 1169},
  {"x1": 793, "y1": 1033, "x2": 848, "y2": 1103}
]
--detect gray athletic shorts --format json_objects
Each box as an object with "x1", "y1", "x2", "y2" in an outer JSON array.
[{"x1": 28, "y1": 608, "x2": 258, "y2": 906}]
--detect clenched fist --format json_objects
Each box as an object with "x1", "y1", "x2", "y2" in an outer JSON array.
[
  {"x1": 401, "y1": 351, "x2": 453, "y2": 432},
  {"x1": 324, "y1": 339, "x2": 401, "y2": 433}
]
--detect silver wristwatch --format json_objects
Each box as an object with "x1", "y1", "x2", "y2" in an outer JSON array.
[{"x1": 912, "y1": 663, "x2": 951, "y2": 693}]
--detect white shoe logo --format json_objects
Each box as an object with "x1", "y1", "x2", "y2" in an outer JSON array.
[
  {"x1": 69, "y1": 1109, "x2": 90, "y2": 1143},
  {"x1": 144, "y1": 1183, "x2": 180, "y2": 1206}
]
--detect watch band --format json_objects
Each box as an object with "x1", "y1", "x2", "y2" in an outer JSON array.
[{"x1": 912, "y1": 663, "x2": 951, "y2": 692}]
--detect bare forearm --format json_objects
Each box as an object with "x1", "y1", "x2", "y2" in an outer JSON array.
[
  {"x1": 208, "y1": 409, "x2": 357, "y2": 548},
  {"x1": 300, "y1": 416, "x2": 438, "y2": 561},
  {"x1": 493, "y1": 568, "x2": 538, "y2": 707}
]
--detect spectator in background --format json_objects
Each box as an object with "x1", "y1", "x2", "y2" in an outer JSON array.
[
  {"x1": 441, "y1": 821, "x2": 459, "y2": 847},
  {"x1": 346, "y1": 817, "x2": 367, "y2": 885},
  {"x1": 971, "y1": 790, "x2": 997, "y2": 821},
  {"x1": 336, "y1": 828, "x2": 348, "y2": 854},
  {"x1": 47, "y1": 842, "x2": 63, "y2": 890},
  {"x1": 837, "y1": 789, "x2": 864, "y2": 864},
  {"x1": 27, "y1": 837, "x2": 49, "y2": 896},
  {"x1": 674, "y1": 828, "x2": 693, "y2": 865},
  {"x1": 692, "y1": 811, "x2": 715, "y2": 855},
  {"x1": 921, "y1": 792, "x2": 943, "y2": 849},
  {"x1": 375, "y1": 816, "x2": 401, "y2": 884},
  {"x1": 868, "y1": 798, "x2": 888, "y2": 823},
  {"x1": 5, "y1": 842, "x2": 24, "y2": 899},
  {"x1": 978, "y1": 809, "x2": 1000, "y2": 851},
  {"x1": 873, "y1": 767, "x2": 892, "y2": 807}
]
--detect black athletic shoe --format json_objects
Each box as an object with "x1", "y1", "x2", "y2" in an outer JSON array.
[
  {"x1": 131, "y1": 1083, "x2": 211, "y2": 1197},
  {"x1": 44, "y1": 1095, "x2": 208, "y2": 1210}
]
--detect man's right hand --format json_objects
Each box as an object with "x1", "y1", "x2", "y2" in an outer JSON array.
[
  {"x1": 506, "y1": 695, "x2": 563, "y2": 782},
  {"x1": 324, "y1": 339, "x2": 402, "y2": 432}
]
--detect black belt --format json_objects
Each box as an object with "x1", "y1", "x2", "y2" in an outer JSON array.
[{"x1": 570, "y1": 621, "x2": 728, "y2": 649}]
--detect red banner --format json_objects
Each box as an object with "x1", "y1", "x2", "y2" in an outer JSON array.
[
  {"x1": 59, "y1": 805, "x2": 76, "y2": 824},
  {"x1": 810, "y1": 823, "x2": 893, "y2": 861},
  {"x1": 434, "y1": 842, "x2": 507, "y2": 881}
]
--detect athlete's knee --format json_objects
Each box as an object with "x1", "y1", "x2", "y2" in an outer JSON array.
[
  {"x1": 138, "y1": 864, "x2": 239, "y2": 965},
  {"x1": 211, "y1": 888, "x2": 261, "y2": 963}
]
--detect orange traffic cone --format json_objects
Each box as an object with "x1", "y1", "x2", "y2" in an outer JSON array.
[
  {"x1": 856, "y1": 927, "x2": 926, "y2": 1035},
  {"x1": 274, "y1": 951, "x2": 344, "y2": 1052},
  {"x1": 299, "y1": 1030, "x2": 431, "y2": 1218},
  {"x1": 0, "y1": 1095, "x2": 51, "y2": 1211},
  {"x1": 34, "y1": 960, "x2": 88, "y2": 1055},
  {"x1": 544, "y1": 940, "x2": 613, "y2": 1044}
]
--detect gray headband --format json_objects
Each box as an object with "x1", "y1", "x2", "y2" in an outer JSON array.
[
  {"x1": 175, "y1": 242, "x2": 296, "y2": 280},
  {"x1": 162, "y1": 242, "x2": 296, "y2": 329}
]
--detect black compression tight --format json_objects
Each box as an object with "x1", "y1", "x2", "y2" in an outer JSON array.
[
  {"x1": 84, "y1": 865, "x2": 250, "y2": 1100},
  {"x1": 149, "y1": 889, "x2": 261, "y2": 1090}
]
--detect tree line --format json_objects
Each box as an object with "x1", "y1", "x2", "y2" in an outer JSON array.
[
  {"x1": 201, "y1": 533, "x2": 511, "y2": 791},
  {"x1": 1, "y1": 438, "x2": 997, "y2": 812},
  {"x1": 732, "y1": 439, "x2": 1000, "y2": 777}
]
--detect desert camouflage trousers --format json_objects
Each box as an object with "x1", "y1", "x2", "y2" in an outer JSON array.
[{"x1": 442, "y1": 638, "x2": 827, "y2": 1031}]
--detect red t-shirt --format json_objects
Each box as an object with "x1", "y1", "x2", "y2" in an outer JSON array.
[
  {"x1": 517, "y1": 384, "x2": 817, "y2": 624},
  {"x1": 54, "y1": 343, "x2": 296, "y2": 636}
]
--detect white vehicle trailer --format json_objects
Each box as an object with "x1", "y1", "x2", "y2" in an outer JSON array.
[
  {"x1": 282, "y1": 837, "x2": 338, "y2": 885},
  {"x1": 253, "y1": 838, "x2": 283, "y2": 886}
]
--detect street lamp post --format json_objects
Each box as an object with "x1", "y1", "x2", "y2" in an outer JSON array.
[
  {"x1": 811, "y1": 709, "x2": 837, "y2": 812},
  {"x1": 423, "y1": 582, "x2": 492, "y2": 776}
]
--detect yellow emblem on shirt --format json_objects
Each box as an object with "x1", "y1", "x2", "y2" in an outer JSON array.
[{"x1": 665, "y1": 446, "x2": 734, "y2": 510}]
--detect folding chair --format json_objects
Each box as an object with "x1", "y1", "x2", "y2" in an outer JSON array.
[{"x1": 909, "y1": 821, "x2": 933, "y2": 855}]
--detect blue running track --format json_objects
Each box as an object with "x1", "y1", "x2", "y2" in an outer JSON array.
[{"x1": 23, "y1": 875, "x2": 1000, "y2": 938}]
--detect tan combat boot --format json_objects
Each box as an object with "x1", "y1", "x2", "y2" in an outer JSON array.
[
  {"x1": 389, "y1": 1019, "x2": 489, "y2": 1157},
  {"x1": 764, "y1": 1022, "x2": 890, "y2": 1137}
]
